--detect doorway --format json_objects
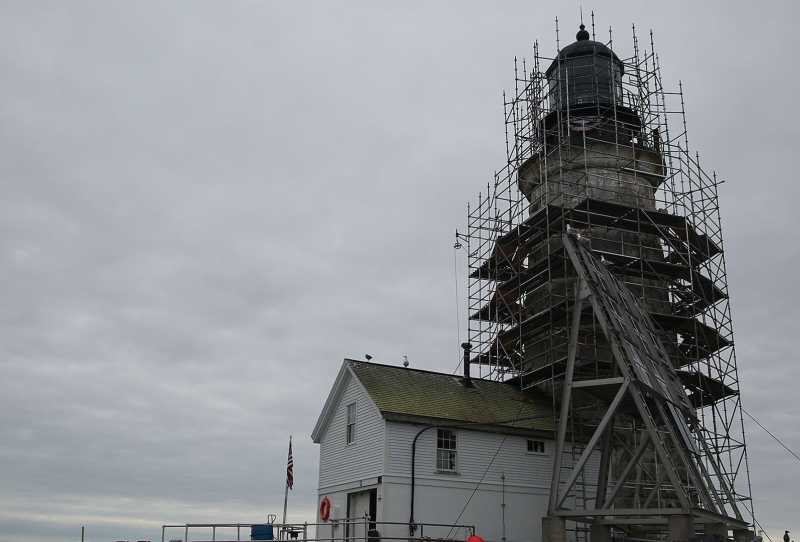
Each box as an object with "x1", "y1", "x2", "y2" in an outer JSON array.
[{"x1": 345, "y1": 488, "x2": 376, "y2": 539}]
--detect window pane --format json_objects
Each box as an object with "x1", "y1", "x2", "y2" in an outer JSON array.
[
  {"x1": 346, "y1": 403, "x2": 356, "y2": 444},
  {"x1": 436, "y1": 430, "x2": 457, "y2": 471},
  {"x1": 436, "y1": 450, "x2": 456, "y2": 471},
  {"x1": 527, "y1": 440, "x2": 545, "y2": 454},
  {"x1": 437, "y1": 429, "x2": 455, "y2": 449}
]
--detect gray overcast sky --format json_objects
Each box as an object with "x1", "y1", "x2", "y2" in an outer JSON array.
[{"x1": 1, "y1": 1, "x2": 798, "y2": 541}]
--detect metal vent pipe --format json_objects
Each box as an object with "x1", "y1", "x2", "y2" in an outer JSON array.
[{"x1": 461, "y1": 342, "x2": 472, "y2": 386}]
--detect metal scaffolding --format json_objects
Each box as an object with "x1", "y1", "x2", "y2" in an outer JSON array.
[{"x1": 461, "y1": 19, "x2": 754, "y2": 540}]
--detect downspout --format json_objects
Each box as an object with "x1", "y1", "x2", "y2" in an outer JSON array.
[
  {"x1": 409, "y1": 425, "x2": 435, "y2": 535},
  {"x1": 409, "y1": 343, "x2": 472, "y2": 535}
]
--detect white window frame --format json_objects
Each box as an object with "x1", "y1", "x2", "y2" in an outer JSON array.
[
  {"x1": 436, "y1": 428, "x2": 458, "y2": 473},
  {"x1": 346, "y1": 402, "x2": 356, "y2": 445},
  {"x1": 526, "y1": 438, "x2": 546, "y2": 455}
]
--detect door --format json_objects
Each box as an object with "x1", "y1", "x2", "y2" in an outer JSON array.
[{"x1": 346, "y1": 489, "x2": 376, "y2": 541}]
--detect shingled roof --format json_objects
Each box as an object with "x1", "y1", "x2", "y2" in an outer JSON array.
[{"x1": 313, "y1": 359, "x2": 555, "y2": 440}]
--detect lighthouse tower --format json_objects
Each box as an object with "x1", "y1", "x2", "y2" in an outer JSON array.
[
  {"x1": 518, "y1": 25, "x2": 674, "y2": 375},
  {"x1": 464, "y1": 21, "x2": 754, "y2": 542}
]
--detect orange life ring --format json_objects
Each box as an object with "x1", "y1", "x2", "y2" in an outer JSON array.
[{"x1": 319, "y1": 496, "x2": 332, "y2": 522}]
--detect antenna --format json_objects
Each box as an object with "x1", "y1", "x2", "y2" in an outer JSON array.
[
  {"x1": 555, "y1": 16, "x2": 561, "y2": 52},
  {"x1": 591, "y1": 10, "x2": 596, "y2": 40}
]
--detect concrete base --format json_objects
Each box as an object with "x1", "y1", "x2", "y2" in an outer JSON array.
[
  {"x1": 542, "y1": 516, "x2": 567, "y2": 542},
  {"x1": 668, "y1": 514, "x2": 694, "y2": 542},
  {"x1": 591, "y1": 523, "x2": 611, "y2": 542}
]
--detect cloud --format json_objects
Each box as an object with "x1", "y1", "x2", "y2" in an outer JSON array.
[{"x1": 0, "y1": 1, "x2": 797, "y2": 541}]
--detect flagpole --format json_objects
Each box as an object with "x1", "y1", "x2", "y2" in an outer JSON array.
[{"x1": 282, "y1": 435, "x2": 291, "y2": 525}]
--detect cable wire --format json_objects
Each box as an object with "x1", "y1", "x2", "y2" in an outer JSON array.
[
  {"x1": 740, "y1": 406, "x2": 796, "y2": 542},
  {"x1": 445, "y1": 403, "x2": 532, "y2": 538},
  {"x1": 743, "y1": 407, "x2": 800, "y2": 463},
  {"x1": 443, "y1": 406, "x2": 791, "y2": 540},
  {"x1": 752, "y1": 517, "x2": 773, "y2": 542},
  {"x1": 446, "y1": 432, "x2": 510, "y2": 538}
]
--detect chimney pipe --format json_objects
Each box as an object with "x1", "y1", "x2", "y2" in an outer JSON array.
[{"x1": 461, "y1": 342, "x2": 473, "y2": 387}]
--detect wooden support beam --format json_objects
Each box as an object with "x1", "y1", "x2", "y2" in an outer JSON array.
[
  {"x1": 557, "y1": 379, "x2": 630, "y2": 509},
  {"x1": 573, "y1": 377, "x2": 625, "y2": 388},
  {"x1": 548, "y1": 280, "x2": 589, "y2": 514}
]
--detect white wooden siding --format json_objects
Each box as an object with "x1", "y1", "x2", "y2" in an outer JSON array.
[
  {"x1": 384, "y1": 421, "x2": 553, "y2": 488},
  {"x1": 380, "y1": 477, "x2": 549, "y2": 542},
  {"x1": 318, "y1": 370, "x2": 385, "y2": 489}
]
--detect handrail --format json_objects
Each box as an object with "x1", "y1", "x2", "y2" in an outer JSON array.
[{"x1": 161, "y1": 519, "x2": 475, "y2": 542}]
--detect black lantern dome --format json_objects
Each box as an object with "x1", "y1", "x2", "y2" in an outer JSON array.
[{"x1": 545, "y1": 25, "x2": 625, "y2": 112}]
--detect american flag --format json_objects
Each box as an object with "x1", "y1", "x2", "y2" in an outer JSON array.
[{"x1": 286, "y1": 437, "x2": 294, "y2": 490}]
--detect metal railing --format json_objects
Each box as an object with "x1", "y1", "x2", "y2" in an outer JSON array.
[{"x1": 161, "y1": 519, "x2": 475, "y2": 542}]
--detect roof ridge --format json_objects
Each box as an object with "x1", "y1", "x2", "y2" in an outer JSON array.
[{"x1": 344, "y1": 358, "x2": 512, "y2": 385}]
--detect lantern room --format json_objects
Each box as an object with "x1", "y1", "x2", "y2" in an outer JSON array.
[{"x1": 545, "y1": 24, "x2": 624, "y2": 112}]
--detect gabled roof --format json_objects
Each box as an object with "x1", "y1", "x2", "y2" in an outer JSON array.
[
  {"x1": 311, "y1": 361, "x2": 353, "y2": 443},
  {"x1": 312, "y1": 359, "x2": 554, "y2": 442}
]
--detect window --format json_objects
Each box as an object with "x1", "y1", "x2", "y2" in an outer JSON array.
[
  {"x1": 436, "y1": 429, "x2": 457, "y2": 472},
  {"x1": 527, "y1": 439, "x2": 546, "y2": 454},
  {"x1": 346, "y1": 402, "x2": 356, "y2": 444}
]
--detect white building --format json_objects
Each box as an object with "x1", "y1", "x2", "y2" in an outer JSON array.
[{"x1": 311, "y1": 359, "x2": 558, "y2": 542}]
